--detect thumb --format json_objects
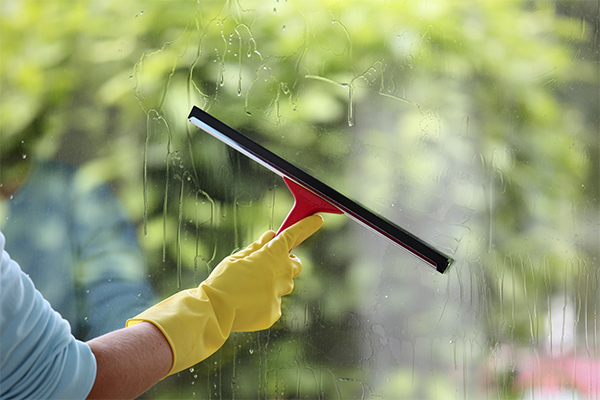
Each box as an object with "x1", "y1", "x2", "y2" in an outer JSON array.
[{"x1": 274, "y1": 214, "x2": 324, "y2": 252}]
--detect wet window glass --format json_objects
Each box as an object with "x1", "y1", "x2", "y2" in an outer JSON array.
[{"x1": 1, "y1": 1, "x2": 598, "y2": 398}]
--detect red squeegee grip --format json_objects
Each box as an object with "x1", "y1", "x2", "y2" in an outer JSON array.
[{"x1": 276, "y1": 176, "x2": 343, "y2": 235}]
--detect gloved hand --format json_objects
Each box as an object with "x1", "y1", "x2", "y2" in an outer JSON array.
[{"x1": 126, "y1": 215, "x2": 323, "y2": 376}]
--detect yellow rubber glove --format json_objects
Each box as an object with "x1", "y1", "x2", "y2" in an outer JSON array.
[{"x1": 126, "y1": 215, "x2": 323, "y2": 376}]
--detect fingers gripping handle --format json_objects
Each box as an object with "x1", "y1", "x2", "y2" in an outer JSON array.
[{"x1": 276, "y1": 177, "x2": 343, "y2": 236}]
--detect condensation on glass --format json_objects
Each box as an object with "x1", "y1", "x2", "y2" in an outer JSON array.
[{"x1": 2, "y1": 1, "x2": 598, "y2": 399}]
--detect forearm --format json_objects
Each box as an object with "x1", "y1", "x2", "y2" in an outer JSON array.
[{"x1": 86, "y1": 322, "x2": 173, "y2": 400}]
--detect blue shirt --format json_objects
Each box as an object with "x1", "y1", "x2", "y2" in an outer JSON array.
[
  {"x1": 1, "y1": 231, "x2": 97, "y2": 399},
  {"x1": 0, "y1": 160, "x2": 154, "y2": 340}
]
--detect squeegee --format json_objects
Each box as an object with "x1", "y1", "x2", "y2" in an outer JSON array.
[{"x1": 188, "y1": 106, "x2": 452, "y2": 273}]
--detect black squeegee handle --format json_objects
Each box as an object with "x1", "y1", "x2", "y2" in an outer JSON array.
[{"x1": 188, "y1": 106, "x2": 452, "y2": 273}]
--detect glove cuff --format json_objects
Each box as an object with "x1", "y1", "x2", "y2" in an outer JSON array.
[{"x1": 127, "y1": 286, "x2": 234, "y2": 376}]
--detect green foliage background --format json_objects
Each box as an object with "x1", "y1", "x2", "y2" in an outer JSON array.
[{"x1": 1, "y1": 1, "x2": 598, "y2": 398}]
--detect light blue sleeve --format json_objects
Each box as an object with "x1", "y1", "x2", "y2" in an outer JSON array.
[{"x1": 0, "y1": 231, "x2": 97, "y2": 400}]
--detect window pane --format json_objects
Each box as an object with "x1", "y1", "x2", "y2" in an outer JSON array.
[{"x1": 1, "y1": 1, "x2": 598, "y2": 398}]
